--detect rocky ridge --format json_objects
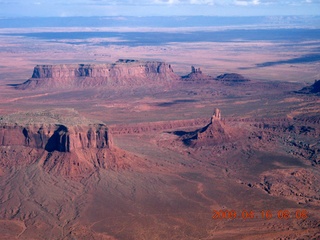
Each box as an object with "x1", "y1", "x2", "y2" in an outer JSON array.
[
  {"x1": 295, "y1": 80, "x2": 320, "y2": 95},
  {"x1": 215, "y1": 73, "x2": 250, "y2": 82}
]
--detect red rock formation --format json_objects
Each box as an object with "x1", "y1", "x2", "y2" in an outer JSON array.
[
  {"x1": 0, "y1": 122, "x2": 122, "y2": 177},
  {"x1": 174, "y1": 108, "x2": 236, "y2": 147},
  {"x1": 195, "y1": 108, "x2": 231, "y2": 145},
  {"x1": 16, "y1": 60, "x2": 180, "y2": 89},
  {"x1": 109, "y1": 118, "x2": 209, "y2": 135},
  {"x1": 181, "y1": 66, "x2": 213, "y2": 81},
  {"x1": 215, "y1": 73, "x2": 250, "y2": 82},
  {"x1": 0, "y1": 124, "x2": 112, "y2": 152}
]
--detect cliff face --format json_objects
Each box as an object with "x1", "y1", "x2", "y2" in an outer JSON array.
[
  {"x1": 0, "y1": 123, "x2": 119, "y2": 176},
  {"x1": 0, "y1": 124, "x2": 111, "y2": 152},
  {"x1": 17, "y1": 60, "x2": 180, "y2": 89}
]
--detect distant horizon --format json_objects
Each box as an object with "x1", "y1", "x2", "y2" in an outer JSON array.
[
  {"x1": 1, "y1": 15, "x2": 320, "y2": 18},
  {"x1": 1, "y1": 15, "x2": 319, "y2": 29},
  {"x1": 0, "y1": 0, "x2": 319, "y2": 18}
]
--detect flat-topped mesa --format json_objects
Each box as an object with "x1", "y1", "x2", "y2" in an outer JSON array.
[
  {"x1": 0, "y1": 124, "x2": 112, "y2": 153},
  {"x1": 17, "y1": 60, "x2": 180, "y2": 89},
  {"x1": 0, "y1": 109, "x2": 133, "y2": 176},
  {"x1": 215, "y1": 73, "x2": 250, "y2": 82},
  {"x1": 0, "y1": 109, "x2": 113, "y2": 152},
  {"x1": 0, "y1": 122, "x2": 129, "y2": 176}
]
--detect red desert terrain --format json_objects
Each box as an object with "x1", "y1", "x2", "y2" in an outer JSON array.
[{"x1": 0, "y1": 60, "x2": 319, "y2": 239}]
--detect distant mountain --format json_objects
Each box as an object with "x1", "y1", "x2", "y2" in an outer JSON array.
[{"x1": 1, "y1": 16, "x2": 320, "y2": 28}]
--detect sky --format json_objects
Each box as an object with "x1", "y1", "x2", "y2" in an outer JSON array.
[{"x1": 0, "y1": 0, "x2": 319, "y2": 17}]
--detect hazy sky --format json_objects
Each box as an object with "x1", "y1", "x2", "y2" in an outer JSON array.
[{"x1": 0, "y1": 0, "x2": 319, "y2": 17}]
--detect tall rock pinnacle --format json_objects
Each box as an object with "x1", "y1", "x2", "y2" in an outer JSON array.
[{"x1": 211, "y1": 108, "x2": 221, "y2": 122}]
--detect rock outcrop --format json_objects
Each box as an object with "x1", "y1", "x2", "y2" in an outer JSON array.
[
  {"x1": 195, "y1": 108, "x2": 230, "y2": 145},
  {"x1": 0, "y1": 109, "x2": 130, "y2": 177},
  {"x1": 0, "y1": 122, "x2": 118, "y2": 175},
  {"x1": 181, "y1": 66, "x2": 213, "y2": 81},
  {"x1": 295, "y1": 80, "x2": 320, "y2": 95},
  {"x1": 0, "y1": 124, "x2": 111, "y2": 152},
  {"x1": 15, "y1": 60, "x2": 256, "y2": 90},
  {"x1": 215, "y1": 73, "x2": 250, "y2": 82},
  {"x1": 175, "y1": 108, "x2": 233, "y2": 147},
  {"x1": 260, "y1": 169, "x2": 320, "y2": 206},
  {"x1": 16, "y1": 59, "x2": 180, "y2": 89}
]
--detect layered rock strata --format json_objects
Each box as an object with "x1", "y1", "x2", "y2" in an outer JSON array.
[
  {"x1": 0, "y1": 124, "x2": 111, "y2": 152},
  {"x1": 17, "y1": 59, "x2": 180, "y2": 89},
  {"x1": 0, "y1": 122, "x2": 125, "y2": 177},
  {"x1": 0, "y1": 109, "x2": 126, "y2": 176}
]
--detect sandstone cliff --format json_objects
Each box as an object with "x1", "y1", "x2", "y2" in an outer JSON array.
[
  {"x1": 0, "y1": 124, "x2": 111, "y2": 152},
  {"x1": 16, "y1": 59, "x2": 180, "y2": 89},
  {"x1": 0, "y1": 122, "x2": 119, "y2": 175},
  {"x1": 0, "y1": 109, "x2": 132, "y2": 177}
]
